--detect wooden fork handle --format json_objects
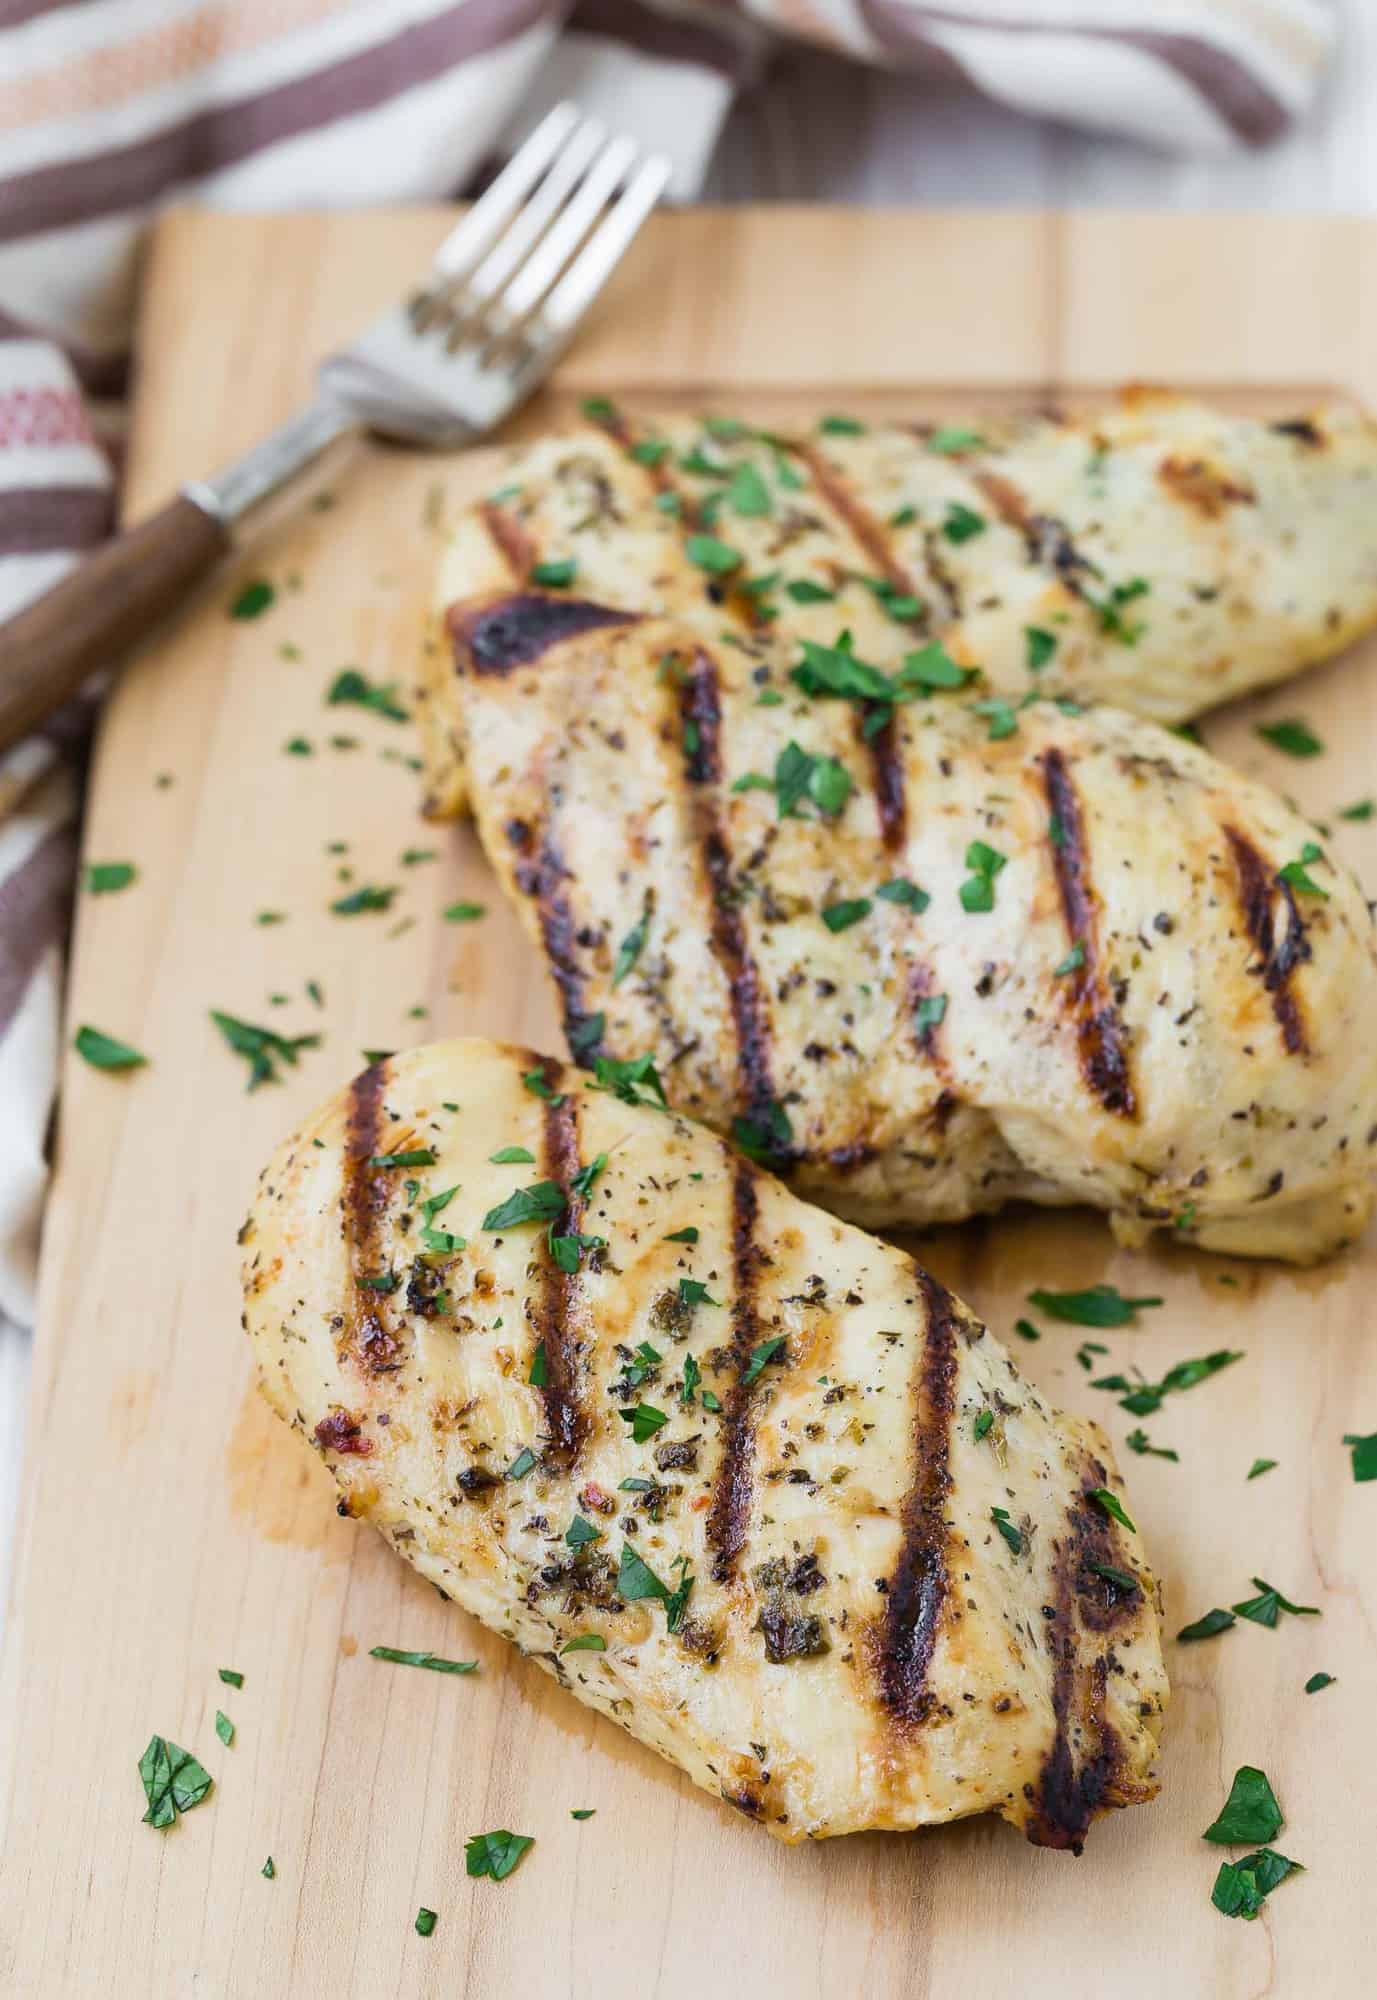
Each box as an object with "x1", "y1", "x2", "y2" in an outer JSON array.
[{"x1": 0, "y1": 494, "x2": 230, "y2": 757}]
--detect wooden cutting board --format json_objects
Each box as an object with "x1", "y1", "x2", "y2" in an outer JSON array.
[{"x1": 2, "y1": 206, "x2": 1376, "y2": 1999}]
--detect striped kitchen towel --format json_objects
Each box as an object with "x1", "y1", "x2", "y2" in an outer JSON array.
[{"x1": 0, "y1": 0, "x2": 1339, "y2": 1341}]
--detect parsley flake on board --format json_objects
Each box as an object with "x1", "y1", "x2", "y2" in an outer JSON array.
[
  {"x1": 1304, "y1": 1672, "x2": 1335, "y2": 1693},
  {"x1": 1338, "y1": 797, "x2": 1374, "y2": 821},
  {"x1": 1013, "y1": 1318, "x2": 1041, "y2": 1341},
  {"x1": 138, "y1": 1735, "x2": 213, "y2": 1828},
  {"x1": 214, "y1": 1710, "x2": 234, "y2": 1747},
  {"x1": 571, "y1": 1808, "x2": 596, "y2": 1821},
  {"x1": 85, "y1": 861, "x2": 136, "y2": 894},
  {"x1": 262, "y1": 1856, "x2": 275, "y2": 1879},
  {"x1": 1093, "y1": 1349, "x2": 1242, "y2": 1416},
  {"x1": 210, "y1": 1012, "x2": 319, "y2": 1090},
  {"x1": 991, "y1": 1507, "x2": 1023, "y2": 1556},
  {"x1": 1126, "y1": 1428, "x2": 1178, "y2": 1461},
  {"x1": 1212, "y1": 1848, "x2": 1302, "y2": 1923},
  {"x1": 443, "y1": 901, "x2": 486, "y2": 922},
  {"x1": 482, "y1": 1182, "x2": 565, "y2": 1231},
  {"x1": 959, "y1": 840, "x2": 1006, "y2": 914},
  {"x1": 330, "y1": 884, "x2": 396, "y2": 915},
  {"x1": 327, "y1": 667, "x2": 408, "y2": 722},
  {"x1": 1204, "y1": 1766, "x2": 1283, "y2": 1846},
  {"x1": 369, "y1": 1647, "x2": 477, "y2": 1673},
  {"x1": 218, "y1": 1668, "x2": 244, "y2": 1688},
  {"x1": 1076, "y1": 1342, "x2": 1108, "y2": 1372},
  {"x1": 1256, "y1": 717, "x2": 1324, "y2": 758},
  {"x1": 230, "y1": 579, "x2": 274, "y2": 620},
  {"x1": 819, "y1": 414, "x2": 865, "y2": 436},
  {"x1": 1247, "y1": 1457, "x2": 1278, "y2": 1481},
  {"x1": 415, "y1": 1907, "x2": 438, "y2": 1937},
  {"x1": 1027, "y1": 1285, "x2": 1162, "y2": 1327},
  {"x1": 1344, "y1": 1431, "x2": 1377, "y2": 1481},
  {"x1": 74, "y1": 1025, "x2": 147, "y2": 1072},
  {"x1": 1177, "y1": 1608, "x2": 1236, "y2": 1642},
  {"x1": 465, "y1": 1830, "x2": 534, "y2": 1882},
  {"x1": 1230, "y1": 1578, "x2": 1319, "y2": 1629}
]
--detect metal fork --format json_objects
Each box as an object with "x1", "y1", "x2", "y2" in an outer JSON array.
[{"x1": 0, "y1": 104, "x2": 669, "y2": 756}]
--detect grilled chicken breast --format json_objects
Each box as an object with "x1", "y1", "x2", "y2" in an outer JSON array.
[
  {"x1": 419, "y1": 392, "x2": 1377, "y2": 816},
  {"x1": 243, "y1": 1037, "x2": 1167, "y2": 1849},
  {"x1": 435, "y1": 607, "x2": 1377, "y2": 1263}
]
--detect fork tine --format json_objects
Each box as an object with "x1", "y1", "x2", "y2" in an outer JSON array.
[
  {"x1": 428, "y1": 102, "x2": 580, "y2": 283},
  {"x1": 498, "y1": 134, "x2": 640, "y2": 324},
  {"x1": 538, "y1": 153, "x2": 671, "y2": 337},
  {"x1": 464, "y1": 116, "x2": 607, "y2": 311}
]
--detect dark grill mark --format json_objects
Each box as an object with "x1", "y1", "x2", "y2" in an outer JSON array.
[
  {"x1": 706, "y1": 1162, "x2": 766, "y2": 1583},
  {"x1": 677, "y1": 651, "x2": 779, "y2": 1126},
  {"x1": 1025, "y1": 1479, "x2": 1135, "y2": 1851},
  {"x1": 1271, "y1": 416, "x2": 1324, "y2": 448},
  {"x1": 343, "y1": 1063, "x2": 402, "y2": 1374},
  {"x1": 1158, "y1": 456, "x2": 1256, "y2": 519},
  {"x1": 537, "y1": 1055, "x2": 589, "y2": 1465},
  {"x1": 479, "y1": 499, "x2": 536, "y2": 578},
  {"x1": 1043, "y1": 749, "x2": 1138, "y2": 1117},
  {"x1": 1224, "y1": 825, "x2": 1311, "y2": 1055},
  {"x1": 867, "y1": 707, "x2": 908, "y2": 853},
  {"x1": 511, "y1": 825, "x2": 602, "y2": 1059},
  {"x1": 450, "y1": 592, "x2": 637, "y2": 677},
  {"x1": 874, "y1": 1268, "x2": 962, "y2": 1725}
]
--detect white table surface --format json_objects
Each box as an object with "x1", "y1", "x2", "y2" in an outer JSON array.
[{"x1": 4, "y1": 0, "x2": 1377, "y2": 1630}]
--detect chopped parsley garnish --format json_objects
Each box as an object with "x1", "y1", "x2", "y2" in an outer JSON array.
[
  {"x1": 898, "y1": 639, "x2": 970, "y2": 690},
  {"x1": 1088, "y1": 1487, "x2": 1136, "y2": 1533},
  {"x1": 581, "y1": 396, "x2": 617, "y2": 421},
  {"x1": 1338, "y1": 797, "x2": 1374, "y2": 821},
  {"x1": 571, "y1": 1808, "x2": 596, "y2": 1820},
  {"x1": 549, "y1": 1228, "x2": 603, "y2": 1273},
  {"x1": 665, "y1": 1226, "x2": 699, "y2": 1244},
  {"x1": 1126, "y1": 1428, "x2": 1178, "y2": 1461},
  {"x1": 678, "y1": 1279, "x2": 721, "y2": 1309},
  {"x1": 685, "y1": 534, "x2": 741, "y2": 574},
  {"x1": 991, "y1": 1507, "x2": 1023, "y2": 1556},
  {"x1": 942, "y1": 502, "x2": 985, "y2": 544},
  {"x1": 1212, "y1": 1848, "x2": 1301, "y2": 1922},
  {"x1": 821, "y1": 897, "x2": 871, "y2": 933},
  {"x1": 1093, "y1": 1348, "x2": 1242, "y2": 1415},
  {"x1": 565, "y1": 1515, "x2": 602, "y2": 1549},
  {"x1": 138, "y1": 1735, "x2": 213, "y2": 1828},
  {"x1": 1088, "y1": 1562, "x2": 1139, "y2": 1594},
  {"x1": 415, "y1": 1908, "x2": 438, "y2": 1937},
  {"x1": 507, "y1": 1448, "x2": 538, "y2": 1480},
  {"x1": 330, "y1": 885, "x2": 396, "y2": 915},
  {"x1": 562, "y1": 1633, "x2": 606, "y2": 1654},
  {"x1": 465, "y1": 1830, "x2": 534, "y2": 1882},
  {"x1": 1025, "y1": 626, "x2": 1058, "y2": 670},
  {"x1": 443, "y1": 901, "x2": 486, "y2": 922},
  {"x1": 1204, "y1": 1766, "x2": 1283, "y2": 1846},
  {"x1": 358, "y1": 1272, "x2": 398, "y2": 1294},
  {"x1": 371, "y1": 1148, "x2": 435, "y2": 1169},
  {"x1": 1231, "y1": 1578, "x2": 1318, "y2": 1629},
  {"x1": 1343, "y1": 1431, "x2": 1377, "y2": 1481},
  {"x1": 1256, "y1": 717, "x2": 1323, "y2": 758},
  {"x1": 214, "y1": 1711, "x2": 234, "y2": 1747},
  {"x1": 210, "y1": 1011, "x2": 319, "y2": 1089},
  {"x1": 959, "y1": 840, "x2": 1006, "y2": 914},
  {"x1": 569, "y1": 1013, "x2": 605, "y2": 1058},
  {"x1": 630, "y1": 438, "x2": 668, "y2": 465},
  {"x1": 876, "y1": 877, "x2": 929, "y2": 912},
  {"x1": 1304, "y1": 1672, "x2": 1335, "y2": 1693},
  {"x1": 230, "y1": 579, "x2": 274, "y2": 620},
  {"x1": 327, "y1": 667, "x2": 408, "y2": 722},
  {"x1": 285, "y1": 736, "x2": 312, "y2": 756},
  {"x1": 619, "y1": 1403, "x2": 669, "y2": 1443},
  {"x1": 482, "y1": 1182, "x2": 565, "y2": 1231},
  {"x1": 1277, "y1": 841, "x2": 1328, "y2": 898},
  {"x1": 742, "y1": 1336, "x2": 787, "y2": 1387},
  {"x1": 1027, "y1": 1285, "x2": 1162, "y2": 1328},
  {"x1": 612, "y1": 900, "x2": 652, "y2": 985},
  {"x1": 972, "y1": 697, "x2": 1018, "y2": 740},
  {"x1": 1178, "y1": 1608, "x2": 1236, "y2": 1642},
  {"x1": 418, "y1": 1184, "x2": 462, "y2": 1253},
  {"x1": 85, "y1": 861, "x2": 136, "y2": 894},
  {"x1": 74, "y1": 1025, "x2": 147, "y2": 1072},
  {"x1": 571, "y1": 1153, "x2": 607, "y2": 1200},
  {"x1": 786, "y1": 579, "x2": 836, "y2": 604},
  {"x1": 1076, "y1": 1342, "x2": 1108, "y2": 1372},
  {"x1": 1053, "y1": 942, "x2": 1086, "y2": 977},
  {"x1": 529, "y1": 1342, "x2": 547, "y2": 1386},
  {"x1": 490, "y1": 1145, "x2": 535, "y2": 1165},
  {"x1": 522, "y1": 1066, "x2": 564, "y2": 1104},
  {"x1": 218, "y1": 1668, "x2": 244, "y2": 1688},
  {"x1": 616, "y1": 1544, "x2": 693, "y2": 1629},
  {"x1": 1085, "y1": 575, "x2": 1149, "y2": 644},
  {"x1": 1013, "y1": 1317, "x2": 1041, "y2": 1341},
  {"x1": 728, "y1": 462, "x2": 771, "y2": 517},
  {"x1": 731, "y1": 1098, "x2": 794, "y2": 1166},
  {"x1": 369, "y1": 1647, "x2": 477, "y2": 1673},
  {"x1": 588, "y1": 1052, "x2": 668, "y2": 1109},
  {"x1": 1247, "y1": 1457, "x2": 1277, "y2": 1481},
  {"x1": 819, "y1": 414, "x2": 865, "y2": 436},
  {"x1": 973, "y1": 1409, "x2": 994, "y2": 1441},
  {"x1": 532, "y1": 558, "x2": 575, "y2": 588},
  {"x1": 927, "y1": 426, "x2": 984, "y2": 455},
  {"x1": 914, "y1": 993, "x2": 947, "y2": 1034},
  {"x1": 680, "y1": 1353, "x2": 701, "y2": 1404},
  {"x1": 262, "y1": 1856, "x2": 275, "y2": 1878}
]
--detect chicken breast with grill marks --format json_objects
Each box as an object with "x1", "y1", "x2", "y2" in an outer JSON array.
[
  {"x1": 434, "y1": 605, "x2": 1377, "y2": 1264},
  {"x1": 243, "y1": 1037, "x2": 1167, "y2": 1850},
  {"x1": 418, "y1": 393, "x2": 1377, "y2": 817}
]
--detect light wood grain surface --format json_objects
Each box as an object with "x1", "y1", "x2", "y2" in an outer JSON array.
[{"x1": 2, "y1": 205, "x2": 1376, "y2": 1998}]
